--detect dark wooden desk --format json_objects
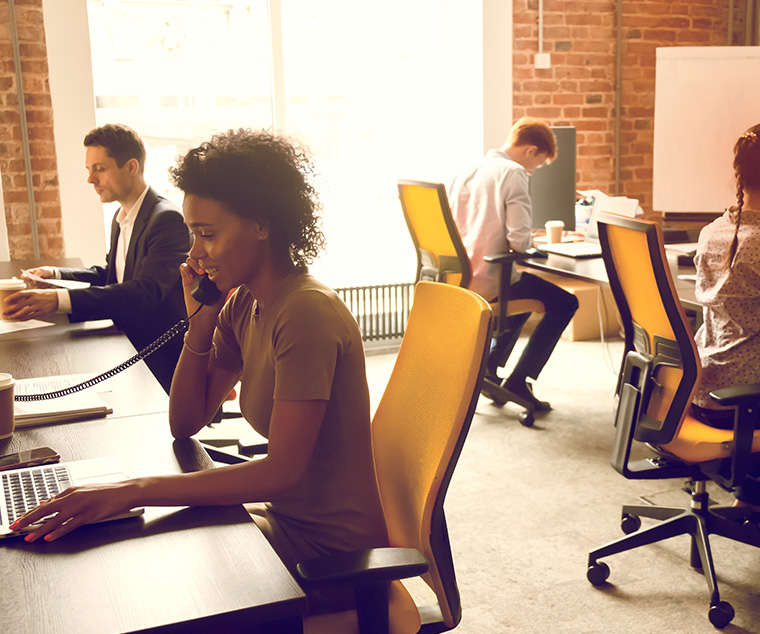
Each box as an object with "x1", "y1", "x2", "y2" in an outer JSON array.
[
  {"x1": 0, "y1": 413, "x2": 307, "y2": 634},
  {"x1": 1, "y1": 257, "x2": 168, "y2": 417},
  {"x1": 0, "y1": 319, "x2": 169, "y2": 419},
  {"x1": 519, "y1": 251, "x2": 700, "y2": 314},
  {"x1": 0, "y1": 262, "x2": 308, "y2": 631},
  {"x1": 0, "y1": 258, "x2": 84, "y2": 279}
]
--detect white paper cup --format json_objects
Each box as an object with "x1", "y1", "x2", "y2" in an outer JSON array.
[
  {"x1": 0, "y1": 373, "x2": 15, "y2": 440},
  {"x1": 545, "y1": 220, "x2": 565, "y2": 244},
  {"x1": 0, "y1": 278, "x2": 26, "y2": 321}
]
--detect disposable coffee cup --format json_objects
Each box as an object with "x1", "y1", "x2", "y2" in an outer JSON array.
[
  {"x1": 0, "y1": 278, "x2": 25, "y2": 321},
  {"x1": 545, "y1": 220, "x2": 565, "y2": 244},
  {"x1": 0, "y1": 373, "x2": 15, "y2": 440}
]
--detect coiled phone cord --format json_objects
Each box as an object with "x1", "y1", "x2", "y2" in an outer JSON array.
[{"x1": 14, "y1": 305, "x2": 203, "y2": 402}]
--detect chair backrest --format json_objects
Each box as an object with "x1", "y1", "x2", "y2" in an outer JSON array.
[
  {"x1": 397, "y1": 180, "x2": 471, "y2": 288},
  {"x1": 597, "y1": 213, "x2": 700, "y2": 455},
  {"x1": 371, "y1": 281, "x2": 491, "y2": 628}
]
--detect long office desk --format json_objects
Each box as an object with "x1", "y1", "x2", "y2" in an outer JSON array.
[
  {"x1": 0, "y1": 258, "x2": 84, "y2": 278},
  {"x1": 0, "y1": 413, "x2": 308, "y2": 634},
  {"x1": 0, "y1": 267, "x2": 309, "y2": 632},
  {"x1": 518, "y1": 251, "x2": 699, "y2": 314},
  {"x1": 0, "y1": 318, "x2": 169, "y2": 419},
  {"x1": 1, "y1": 258, "x2": 170, "y2": 417}
]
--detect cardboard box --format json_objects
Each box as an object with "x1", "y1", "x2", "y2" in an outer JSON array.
[{"x1": 521, "y1": 270, "x2": 621, "y2": 342}]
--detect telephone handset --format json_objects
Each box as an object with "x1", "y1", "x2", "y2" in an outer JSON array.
[
  {"x1": 16, "y1": 275, "x2": 222, "y2": 402},
  {"x1": 190, "y1": 274, "x2": 222, "y2": 306}
]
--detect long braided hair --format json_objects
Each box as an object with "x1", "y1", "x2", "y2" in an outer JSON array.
[{"x1": 724, "y1": 124, "x2": 760, "y2": 270}]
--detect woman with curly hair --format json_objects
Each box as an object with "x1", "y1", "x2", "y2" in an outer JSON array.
[
  {"x1": 692, "y1": 123, "x2": 760, "y2": 510},
  {"x1": 12, "y1": 129, "x2": 388, "y2": 611}
]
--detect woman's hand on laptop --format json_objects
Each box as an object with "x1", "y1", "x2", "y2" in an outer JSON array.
[{"x1": 10, "y1": 481, "x2": 140, "y2": 542}]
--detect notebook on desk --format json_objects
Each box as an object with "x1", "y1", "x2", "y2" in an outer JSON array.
[
  {"x1": 0, "y1": 456, "x2": 144, "y2": 538},
  {"x1": 13, "y1": 375, "x2": 113, "y2": 428}
]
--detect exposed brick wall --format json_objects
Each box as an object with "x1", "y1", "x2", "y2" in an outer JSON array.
[
  {"x1": 0, "y1": 2, "x2": 746, "y2": 258},
  {"x1": 512, "y1": 0, "x2": 735, "y2": 219},
  {"x1": 0, "y1": 0, "x2": 62, "y2": 259}
]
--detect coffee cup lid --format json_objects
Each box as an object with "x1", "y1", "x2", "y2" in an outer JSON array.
[
  {"x1": 545, "y1": 220, "x2": 565, "y2": 228},
  {"x1": 0, "y1": 278, "x2": 25, "y2": 290},
  {"x1": 0, "y1": 373, "x2": 14, "y2": 388}
]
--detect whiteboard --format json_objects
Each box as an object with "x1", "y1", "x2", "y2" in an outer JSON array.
[{"x1": 653, "y1": 47, "x2": 760, "y2": 214}]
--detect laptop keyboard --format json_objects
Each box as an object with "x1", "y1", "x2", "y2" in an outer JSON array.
[{"x1": 2, "y1": 465, "x2": 71, "y2": 524}]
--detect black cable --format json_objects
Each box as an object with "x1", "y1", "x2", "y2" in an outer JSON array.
[{"x1": 15, "y1": 304, "x2": 204, "y2": 402}]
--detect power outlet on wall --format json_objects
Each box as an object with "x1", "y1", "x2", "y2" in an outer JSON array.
[{"x1": 534, "y1": 53, "x2": 551, "y2": 69}]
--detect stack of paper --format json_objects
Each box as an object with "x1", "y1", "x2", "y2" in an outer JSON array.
[{"x1": 13, "y1": 375, "x2": 112, "y2": 427}]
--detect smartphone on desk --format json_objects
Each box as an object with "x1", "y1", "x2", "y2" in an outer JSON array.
[
  {"x1": 0, "y1": 447, "x2": 60, "y2": 472},
  {"x1": 190, "y1": 274, "x2": 222, "y2": 306}
]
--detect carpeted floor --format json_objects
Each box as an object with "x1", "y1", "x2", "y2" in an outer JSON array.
[{"x1": 365, "y1": 335, "x2": 760, "y2": 634}]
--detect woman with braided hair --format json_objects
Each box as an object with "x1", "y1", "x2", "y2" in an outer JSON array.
[{"x1": 692, "y1": 123, "x2": 760, "y2": 510}]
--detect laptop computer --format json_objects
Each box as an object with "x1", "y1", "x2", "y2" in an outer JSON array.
[
  {"x1": 0, "y1": 456, "x2": 144, "y2": 538},
  {"x1": 537, "y1": 203, "x2": 603, "y2": 258}
]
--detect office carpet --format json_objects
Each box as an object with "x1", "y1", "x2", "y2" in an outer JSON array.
[{"x1": 365, "y1": 335, "x2": 760, "y2": 634}]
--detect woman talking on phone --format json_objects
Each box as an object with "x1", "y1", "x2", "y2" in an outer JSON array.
[{"x1": 11, "y1": 129, "x2": 388, "y2": 613}]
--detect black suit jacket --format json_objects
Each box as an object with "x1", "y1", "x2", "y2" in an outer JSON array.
[{"x1": 58, "y1": 187, "x2": 191, "y2": 393}]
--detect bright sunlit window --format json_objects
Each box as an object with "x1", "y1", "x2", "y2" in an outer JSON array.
[{"x1": 86, "y1": 0, "x2": 481, "y2": 287}]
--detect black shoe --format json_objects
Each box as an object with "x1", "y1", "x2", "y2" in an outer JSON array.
[{"x1": 503, "y1": 377, "x2": 551, "y2": 412}]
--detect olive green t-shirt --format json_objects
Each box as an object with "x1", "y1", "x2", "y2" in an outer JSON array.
[{"x1": 211, "y1": 271, "x2": 388, "y2": 558}]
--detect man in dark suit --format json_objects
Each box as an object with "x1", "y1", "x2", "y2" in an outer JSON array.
[{"x1": 3, "y1": 124, "x2": 190, "y2": 393}]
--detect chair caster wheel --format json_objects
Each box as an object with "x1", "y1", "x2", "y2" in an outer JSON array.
[
  {"x1": 586, "y1": 561, "x2": 610, "y2": 586},
  {"x1": 518, "y1": 411, "x2": 534, "y2": 427},
  {"x1": 708, "y1": 601, "x2": 734, "y2": 628},
  {"x1": 621, "y1": 513, "x2": 641, "y2": 534}
]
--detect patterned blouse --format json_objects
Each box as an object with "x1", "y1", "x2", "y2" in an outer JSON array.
[{"x1": 693, "y1": 209, "x2": 760, "y2": 409}]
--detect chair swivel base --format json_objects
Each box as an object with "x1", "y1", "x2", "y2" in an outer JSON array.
[
  {"x1": 586, "y1": 481, "x2": 760, "y2": 629},
  {"x1": 480, "y1": 376, "x2": 545, "y2": 427}
]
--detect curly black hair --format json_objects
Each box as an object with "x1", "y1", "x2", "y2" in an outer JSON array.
[{"x1": 169, "y1": 129, "x2": 325, "y2": 267}]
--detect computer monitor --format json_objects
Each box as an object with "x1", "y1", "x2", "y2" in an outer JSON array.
[{"x1": 529, "y1": 126, "x2": 577, "y2": 230}]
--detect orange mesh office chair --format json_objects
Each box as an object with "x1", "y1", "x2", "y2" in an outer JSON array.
[
  {"x1": 586, "y1": 213, "x2": 760, "y2": 628},
  {"x1": 297, "y1": 281, "x2": 492, "y2": 634},
  {"x1": 397, "y1": 179, "x2": 544, "y2": 426}
]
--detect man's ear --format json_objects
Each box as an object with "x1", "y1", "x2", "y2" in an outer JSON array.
[
  {"x1": 523, "y1": 144, "x2": 539, "y2": 157},
  {"x1": 125, "y1": 157, "x2": 141, "y2": 175}
]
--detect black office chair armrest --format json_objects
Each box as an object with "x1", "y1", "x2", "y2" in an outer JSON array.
[
  {"x1": 482, "y1": 251, "x2": 528, "y2": 335},
  {"x1": 483, "y1": 250, "x2": 528, "y2": 264},
  {"x1": 709, "y1": 384, "x2": 760, "y2": 406},
  {"x1": 298, "y1": 548, "x2": 429, "y2": 634},
  {"x1": 296, "y1": 547, "x2": 429, "y2": 587},
  {"x1": 200, "y1": 442, "x2": 250, "y2": 465},
  {"x1": 707, "y1": 384, "x2": 760, "y2": 490}
]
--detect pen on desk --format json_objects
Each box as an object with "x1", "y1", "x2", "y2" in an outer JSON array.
[{"x1": 21, "y1": 269, "x2": 45, "y2": 284}]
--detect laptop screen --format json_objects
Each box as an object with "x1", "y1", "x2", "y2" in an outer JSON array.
[{"x1": 584, "y1": 203, "x2": 600, "y2": 243}]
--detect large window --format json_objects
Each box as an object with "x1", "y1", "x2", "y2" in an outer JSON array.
[
  {"x1": 87, "y1": 1, "x2": 273, "y2": 204},
  {"x1": 86, "y1": 0, "x2": 483, "y2": 287}
]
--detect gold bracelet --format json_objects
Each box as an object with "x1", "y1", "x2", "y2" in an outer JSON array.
[{"x1": 183, "y1": 332, "x2": 214, "y2": 356}]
